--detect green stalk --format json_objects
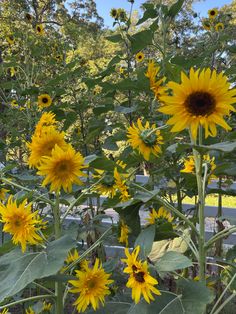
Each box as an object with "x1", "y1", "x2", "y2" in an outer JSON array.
[
  {"x1": 191, "y1": 128, "x2": 206, "y2": 283},
  {"x1": 53, "y1": 193, "x2": 63, "y2": 314}
]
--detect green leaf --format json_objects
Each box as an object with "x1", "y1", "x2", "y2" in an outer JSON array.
[
  {"x1": 103, "y1": 136, "x2": 119, "y2": 151},
  {"x1": 167, "y1": 0, "x2": 184, "y2": 18},
  {"x1": 0, "y1": 235, "x2": 76, "y2": 302},
  {"x1": 177, "y1": 279, "x2": 214, "y2": 314},
  {"x1": 137, "y1": 4, "x2": 158, "y2": 25},
  {"x1": 155, "y1": 251, "x2": 192, "y2": 272},
  {"x1": 87, "y1": 302, "x2": 131, "y2": 314},
  {"x1": 106, "y1": 34, "x2": 123, "y2": 43},
  {"x1": 130, "y1": 30, "x2": 153, "y2": 53},
  {"x1": 135, "y1": 225, "x2": 156, "y2": 258},
  {"x1": 90, "y1": 157, "x2": 115, "y2": 171},
  {"x1": 128, "y1": 291, "x2": 184, "y2": 314}
]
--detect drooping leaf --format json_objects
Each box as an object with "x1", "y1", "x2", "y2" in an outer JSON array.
[{"x1": 155, "y1": 251, "x2": 192, "y2": 272}]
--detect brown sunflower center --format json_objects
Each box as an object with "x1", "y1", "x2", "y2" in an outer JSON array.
[
  {"x1": 42, "y1": 97, "x2": 49, "y2": 103},
  {"x1": 37, "y1": 26, "x2": 41, "y2": 32},
  {"x1": 57, "y1": 162, "x2": 69, "y2": 173},
  {"x1": 184, "y1": 91, "x2": 216, "y2": 116},
  {"x1": 210, "y1": 10, "x2": 215, "y2": 16},
  {"x1": 87, "y1": 277, "x2": 97, "y2": 289},
  {"x1": 14, "y1": 218, "x2": 22, "y2": 227},
  {"x1": 134, "y1": 271, "x2": 145, "y2": 283},
  {"x1": 102, "y1": 174, "x2": 115, "y2": 187}
]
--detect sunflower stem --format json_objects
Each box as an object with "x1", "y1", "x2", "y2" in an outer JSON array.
[
  {"x1": 53, "y1": 192, "x2": 64, "y2": 314},
  {"x1": 192, "y1": 127, "x2": 206, "y2": 284}
]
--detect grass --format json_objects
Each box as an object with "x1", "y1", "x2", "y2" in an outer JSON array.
[{"x1": 183, "y1": 194, "x2": 235, "y2": 208}]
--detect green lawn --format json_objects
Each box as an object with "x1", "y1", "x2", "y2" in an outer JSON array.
[{"x1": 183, "y1": 194, "x2": 235, "y2": 208}]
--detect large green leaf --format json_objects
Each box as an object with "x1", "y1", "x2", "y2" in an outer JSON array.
[
  {"x1": 155, "y1": 251, "x2": 192, "y2": 272},
  {"x1": 135, "y1": 225, "x2": 156, "y2": 258},
  {"x1": 177, "y1": 279, "x2": 214, "y2": 314},
  {"x1": 130, "y1": 30, "x2": 153, "y2": 53},
  {"x1": 0, "y1": 235, "x2": 76, "y2": 302},
  {"x1": 128, "y1": 291, "x2": 184, "y2": 314},
  {"x1": 167, "y1": 0, "x2": 184, "y2": 18}
]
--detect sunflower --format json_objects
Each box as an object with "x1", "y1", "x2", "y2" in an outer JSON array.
[
  {"x1": 55, "y1": 54, "x2": 63, "y2": 62},
  {"x1": 118, "y1": 220, "x2": 130, "y2": 247},
  {"x1": 25, "y1": 13, "x2": 33, "y2": 22},
  {"x1": 6, "y1": 35, "x2": 14, "y2": 45},
  {"x1": 94, "y1": 169, "x2": 117, "y2": 198},
  {"x1": 159, "y1": 68, "x2": 236, "y2": 140},
  {"x1": 36, "y1": 24, "x2": 44, "y2": 35},
  {"x1": 117, "y1": 8, "x2": 127, "y2": 22},
  {"x1": 145, "y1": 60, "x2": 166, "y2": 98},
  {"x1": 136, "y1": 52, "x2": 144, "y2": 63},
  {"x1": 127, "y1": 118, "x2": 163, "y2": 161},
  {"x1": 0, "y1": 196, "x2": 45, "y2": 252},
  {"x1": 0, "y1": 188, "x2": 9, "y2": 201},
  {"x1": 25, "y1": 307, "x2": 35, "y2": 314},
  {"x1": 61, "y1": 249, "x2": 87, "y2": 273},
  {"x1": 27, "y1": 128, "x2": 68, "y2": 168},
  {"x1": 208, "y1": 8, "x2": 218, "y2": 19},
  {"x1": 114, "y1": 168, "x2": 130, "y2": 202},
  {"x1": 110, "y1": 8, "x2": 118, "y2": 19},
  {"x1": 37, "y1": 144, "x2": 87, "y2": 193},
  {"x1": 121, "y1": 246, "x2": 141, "y2": 274},
  {"x1": 69, "y1": 259, "x2": 113, "y2": 313},
  {"x1": 146, "y1": 207, "x2": 173, "y2": 225},
  {"x1": 42, "y1": 301, "x2": 52, "y2": 312},
  {"x1": 126, "y1": 260, "x2": 161, "y2": 303},
  {"x1": 202, "y1": 19, "x2": 211, "y2": 31},
  {"x1": 215, "y1": 22, "x2": 224, "y2": 32},
  {"x1": 181, "y1": 154, "x2": 217, "y2": 182},
  {"x1": 0, "y1": 308, "x2": 9, "y2": 314},
  {"x1": 34, "y1": 112, "x2": 57, "y2": 136},
  {"x1": 11, "y1": 99, "x2": 18, "y2": 107},
  {"x1": 38, "y1": 94, "x2": 52, "y2": 108}
]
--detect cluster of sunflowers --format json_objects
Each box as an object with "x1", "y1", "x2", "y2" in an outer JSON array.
[
  {"x1": 110, "y1": 8, "x2": 127, "y2": 22},
  {"x1": 202, "y1": 8, "x2": 224, "y2": 32}
]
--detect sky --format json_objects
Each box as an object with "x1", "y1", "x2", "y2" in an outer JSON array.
[{"x1": 95, "y1": 0, "x2": 233, "y2": 27}]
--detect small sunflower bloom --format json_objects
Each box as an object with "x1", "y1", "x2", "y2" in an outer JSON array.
[
  {"x1": 0, "y1": 196, "x2": 46, "y2": 252},
  {"x1": 117, "y1": 8, "x2": 127, "y2": 21},
  {"x1": 114, "y1": 168, "x2": 130, "y2": 202},
  {"x1": 181, "y1": 154, "x2": 217, "y2": 182},
  {"x1": 127, "y1": 119, "x2": 163, "y2": 161},
  {"x1": 36, "y1": 24, "x2": 44, "y2": 35},
  {"x1": 159, "y1": 68, "x2": 236, "y2": 140},
  {"x1": 136, "y1": 52, "x2": 144, "y2": 63},
  {"x1": 146, "y1": 207, "x2": 173, "y2": 225},
  {"x1": 202, "y1": 19, "x2": 211, "y2": 31},
  {"x1": 11, "y1": 99, "x2": 18, "y2": 107},
  {"x1": 145, "y1": 60, "x2": 166, "y2": 98},
  {"x1": 208, "y1": 8, "x2": 218, "y2": 19},
  {"x1": 38, "y1": 94, "x2": 52, "y2": 108},
  {"x1": 61, "y1": 249, "x2": 87, "y2": 272},
  {"x1": 0, "y1": 188, "x2": 9, "y2": 201},
  {"x1": 9, "y1": 67, "x2": 16, "y2": 77},
  {"x1": 6, "y1": 35, "x2": 14, "y2": 45},
  {"x1": 110, "y1": 8, "x2": 118, "y2": 19},
  {"x1": 25, "y1": 13, "x2": 33, "y2": 22},
  {"x1": 42, "y1": 301, "x2": 52, "y2": 312},
  {"x1": 69, "y1": 259, "x2": 114, "y2": 313},
  {"x1": 118, "y1": 220, "x2": 130, "y2": 247},
  {"x1": 37, "y1": 144, "x2": 87, "y2": 193},
  {"x1": 215, "y1": 22, "x2": 224, "y2": 32},
  {"x1": 25, "y1": 307, "x2": 35, "y2": 314},
  {"x1": 126, "y1": 260, "x2": 161, "y2": 303}
]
